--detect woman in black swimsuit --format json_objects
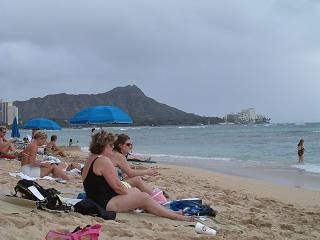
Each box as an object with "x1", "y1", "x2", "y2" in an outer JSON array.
[
  {"x1": 82, "y1": 131, "x2": 193, "y2": 221},
  {"x1": 297, "y1": 139, "x2": 305, "y2": 163}
]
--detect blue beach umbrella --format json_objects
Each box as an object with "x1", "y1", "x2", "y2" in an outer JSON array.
[
  {"x1": 24, "y1": 118, "x2": 62, "y2": 130},
  {"x1": 70, "y1": 106, "x2": 133, "y2": 125},
  {"x1": 11, "y1": 117, "x2": 20, "y2": 138}
]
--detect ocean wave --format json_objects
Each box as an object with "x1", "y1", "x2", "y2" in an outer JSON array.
[
  {"x1": 118, "y1": 127, "x2": 141, "y2": 131},
  {"x1": 294, "y1": 123, "x2": 305, "y2": 126},
  {"x1": 178, "y1": 126, "x2": 207, "y2": 129},
  {"x1": 148, "y1": 153, "x2": 232, "y2": 161},
  {"x1": 312, "y1": 131, "x2": 320, "y2": 133},
  {"x1": 79, "y1": 127, "x2": 93, "y2": 130},
  {"x1": 291, "y1": 164, "x2": 320, "y2": 174},
  {"x1": 81, "y1": 147, "x2": 89, "y2": 152}
]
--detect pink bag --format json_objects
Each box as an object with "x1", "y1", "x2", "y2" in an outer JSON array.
[
  {"x1": 152, "y1": 189, "x2": 167, "y2": 204},
  {"x1": 45, "y1": 224, "x2": 102, "y2": 240}
]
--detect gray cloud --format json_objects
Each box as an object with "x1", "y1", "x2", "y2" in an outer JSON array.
[{"x1": 1, "y1": 0, "x2": 320, "y2": 122}]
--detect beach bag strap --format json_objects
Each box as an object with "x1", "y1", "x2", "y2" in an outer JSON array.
[
  {"x1": 71, "y1": 224, "x2": 102, "y2": 240},
  {"x1": 45, "y1": 224, "x2": 102, "y2": 240},
  {"x1": 45, "y1": 230, "x2": 73, "y2": 240}
]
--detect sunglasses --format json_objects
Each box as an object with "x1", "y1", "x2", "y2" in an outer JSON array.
[
  {"x1": 2, "y1": 132, "x2": 6, "y2": 134},
  {"x1": 125, "y1": 143, "x2": 132, "y2": 147}
]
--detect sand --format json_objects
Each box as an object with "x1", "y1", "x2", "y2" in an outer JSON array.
[{"x1": 0, "y1": 149, "x2": 320, "y2": 240}]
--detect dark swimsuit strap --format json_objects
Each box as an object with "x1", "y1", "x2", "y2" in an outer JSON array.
[
  {"x1": 88, "y1": 156, "x2": 100, "y2": 174},
  {"x1": 83, "y1": 156, "x2": 100, "y2": 179}
]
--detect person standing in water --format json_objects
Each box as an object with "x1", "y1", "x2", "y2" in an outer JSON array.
[
  {"x1": 91, "y1": 128, "x2": 96, "y2": 136},
  {"x1": 297, "y1": 139, "x2": 305, "y2": 163}
]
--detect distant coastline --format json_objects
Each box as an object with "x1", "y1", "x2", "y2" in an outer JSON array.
[{"x1": 13, "y1": 85, "x2": 224, "y2": 127}]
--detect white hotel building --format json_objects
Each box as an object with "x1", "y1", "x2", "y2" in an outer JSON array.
[{"x1": 0, "y1": 100, "x2": 19, "y2": 125}]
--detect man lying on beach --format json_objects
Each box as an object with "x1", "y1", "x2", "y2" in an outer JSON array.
[
  {"x1": 82, "y1": 131, "x2": 193, "y2": 221},
  {"x1": 47, "y1": 135, "x2": 67, "y2": 157},
  {"x1": 127, "y1": 153, "x2": 152, "y2": 162},
  {"x1": 0, "y1": 126, "x2": 17, "y2": 159},
  {"x1": 18, "y1": 131, "x2": 70, "y2": 180}
]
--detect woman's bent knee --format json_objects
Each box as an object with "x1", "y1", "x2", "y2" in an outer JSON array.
[
  {"x1": 138, "y1": 192, "x2": 150, "y2": 201},
  {"x1": 129, "y1": 176, "x2": 142, "y2": 185},
  {"x1": 129, "y1": 187, "x2": 141, "y2": 194}
]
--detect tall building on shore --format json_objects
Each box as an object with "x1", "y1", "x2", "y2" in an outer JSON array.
[
  {"x1": 240, "y1": 108, "x2": 256, "y2": 122},
  {"x1": 0, "y1": 100, "x2": 19, "y2": 125},
  {"x1": 224, "y1": 108, "x2": 270, "y2": 124}
]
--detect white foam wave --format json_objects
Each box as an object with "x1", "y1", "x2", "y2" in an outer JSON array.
[
  {"x1": 81, "y1": 147, "x2": 89, "y2": 152},
  {"x1": 292, "y1": 164, "x2": 320, "y2": 174},
  {"x1": 178, "y1": 126, "x2": 207, "y2": 129},
  {"x1": 118, "y1": 127, "x2": 141, "y2": 131},
  {"x1": 148, "y1": 153, "x2": 232, "y2": 161},
  {"x1": 80, "y1": 127, "x2": 93, "y2": 130}
]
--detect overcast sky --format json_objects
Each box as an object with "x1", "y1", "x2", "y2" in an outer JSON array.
[{"x1": 1, "y1": 0, "x2": 320, "y2": 122}]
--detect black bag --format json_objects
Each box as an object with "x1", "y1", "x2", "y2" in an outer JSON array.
[
  {"x1": 14, "y1": 179, "x2": 48, "y2": 201},
  {"x1": 74, "y1": 199, "x2": 116, "y2": 220},
  {"x1": 14, "y1": 179, "x2": 71, "y2": 212}
]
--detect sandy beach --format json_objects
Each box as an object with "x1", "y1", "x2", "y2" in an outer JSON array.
[{"x1": 1, "y1": 149, "x2": 320, "y2": 240}]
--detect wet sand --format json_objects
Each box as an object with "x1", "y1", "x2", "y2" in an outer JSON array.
[{"x1": 155, "y1": 156, "x2": 320, "y2": 190}]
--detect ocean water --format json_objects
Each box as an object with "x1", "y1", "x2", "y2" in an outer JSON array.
[{"x1": 17, "y1": 122, "x2": 320, "y2": 176}]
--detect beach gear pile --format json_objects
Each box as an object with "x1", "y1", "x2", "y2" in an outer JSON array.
[{"x1": 12, "y1": 179, "x2": 117, "y2": 219}]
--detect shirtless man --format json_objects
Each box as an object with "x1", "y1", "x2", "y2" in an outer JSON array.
[
  {"x1": 0, "y1": 126, "x2": 17, "y2": 159},
  {"x1": 47, "y1": 135, "x2": 66, "y2": 157},
  {"x1": 19, "y1": 131, "x2": 70, "y2": 180}
]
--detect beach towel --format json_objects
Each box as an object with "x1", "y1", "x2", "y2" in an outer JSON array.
[
  {"x1": 43, "y1": 155, "x2": 61, "y2": 164},
  {"x1": 61, "y1": 197, "x2": 82, "y2": 206},
  {"x1": 9, "y1": 172, "x2": 67, "y2": 183},
  {"x1": 9, "y1": 172, "x2": 55, "y2": 181},
  {"x1": 162, "y1": 198, "x2": 203, "y2": 208},
  {"x1": 0, "y1": 153, "x2": 16, "y2": 159},
  {"x1": 169, "y1": 200, "x2": 217, "y2": 217}
]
